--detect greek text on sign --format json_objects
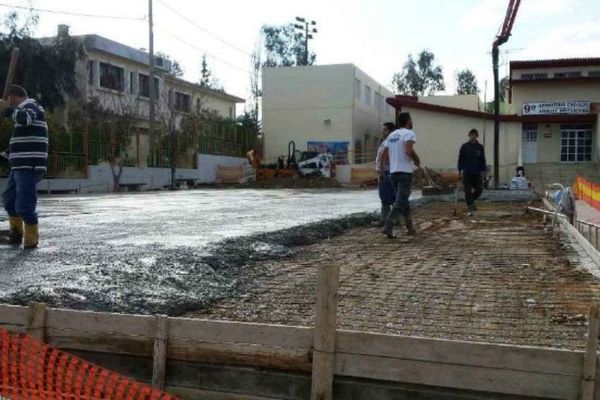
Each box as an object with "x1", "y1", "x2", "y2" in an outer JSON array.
[{"x1": 522, "y1": 101, "x2": 591, "y2": 115}]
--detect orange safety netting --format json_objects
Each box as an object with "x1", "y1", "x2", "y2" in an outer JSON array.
[
  {"x1": 573, "y1": 176, "x2": 600, "y2": 211},
  {"x1": 0, "y1": 327, "x2": 179, "y2": 400}
]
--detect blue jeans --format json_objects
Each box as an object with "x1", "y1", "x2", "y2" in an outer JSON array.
[
  {"x1": 2, "y1": 169, "x2": 44, "y2": 225},
  {"x1": 378, "y1": 171, "x2": 396, "y2": 206}
]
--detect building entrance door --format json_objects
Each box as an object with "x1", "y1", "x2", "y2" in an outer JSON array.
[{"x1": 522, "y1": 125, "x2": 538, "y2": 163}]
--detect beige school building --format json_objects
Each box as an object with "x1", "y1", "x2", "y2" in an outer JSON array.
[{"x1": 388, "y1": 58, "x2": 600, "y2": 187}]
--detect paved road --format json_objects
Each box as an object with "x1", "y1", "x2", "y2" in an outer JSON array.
[{"x1": 0, "y1": 189, "x2": 381, "y2": 314}]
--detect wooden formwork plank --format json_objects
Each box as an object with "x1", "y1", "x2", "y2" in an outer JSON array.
[
  {"x1": 45, "y1": 327, "x2": 312, "y2": 371},
  {"x1": 336, "y1": 330, "x2": 583, "y2": 375},
  {"x1": 311, "y1": 264, "x2": 339, "y2": 400},
  {"x1": 26, "y1": 302, "x2": 47, "y2": 342},
  {"x1": 168, "y1": 339, "x2": 312, "y2": 371},
  {"x1": 46, "y1": 329, "x2": 154, "y2": 357},
  {"x1": 335, "y1": 353, "x2": 578, "y2": 400},
  {"x1": 168, "y1": 317, "x2": 313, "y2": 349},
  {"x1": 0, "y1": 304, "x2": 28, "y2": 326},
  {"x1": 46, "y1": 308, "x2": 155, "y2": 337},
  {"x1": 152, "y1": 315, "x2": 169, "y2": 390}
]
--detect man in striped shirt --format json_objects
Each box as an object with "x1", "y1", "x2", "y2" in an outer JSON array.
[{"x1": 1, "y1": 85, "x2": 48, "y2": 249}]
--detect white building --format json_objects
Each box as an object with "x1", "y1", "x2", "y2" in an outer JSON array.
[{"x1": 262, "y1": 64, "x2": 395, "y2": 164}]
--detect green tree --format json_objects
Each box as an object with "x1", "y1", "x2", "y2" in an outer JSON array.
[
  {"x1": 156, "y1": 51, "x2": 184, "y2": 78},
  {"x1": 499, "y1": 76, "x2": 509, "y2": 102},
  {"x1": 199, "y1": 54, "x2": 212, "y2": 88},
  {"x1": 392, "y1": 50, "x2": 445, "y2": 96},
  {"x1": 455, "y1": 69, "x2": 479, "y2": 95},
  {"x1": 261, "y1": 24, "x2": 315, "y2": 67},
  {"x1": 0, "y1": 11, "x2": 84, "y2": 110}
]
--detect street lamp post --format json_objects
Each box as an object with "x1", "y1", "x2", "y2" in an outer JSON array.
[{"x1": 293, "y1": 17, "x2": 317, "y2": 65}]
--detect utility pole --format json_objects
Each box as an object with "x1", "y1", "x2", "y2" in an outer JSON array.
[
  {"x1": 148, "y1": 0, "x2": 156, "y2": 165},
  {"x1": 293, "y1": 17, "x2": 317, "y2": 65}
]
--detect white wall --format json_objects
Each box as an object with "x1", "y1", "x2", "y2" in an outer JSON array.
[
  {"x1": 262, "y1": 64, "x2": 394, "y2": 164},
  {"x1": 262, "y1": 64, "x2": 355, "y2": 162},
  {"x1": 197, "y1": 154, "x2": 250, "y2": 183},
  {"x1": 419, "y1": 95, "x2": 481, "y2": 111},
  {"x1": 352, "y1": 66, "x2": 395, "y2": 162}
]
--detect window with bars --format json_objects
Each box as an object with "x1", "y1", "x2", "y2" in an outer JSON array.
[
  {"x1": 560, "y1": 124, "x2": 593, "y2": 162},
  {"x1": 175, "y1": 92, "x2": 191, "y2": 113},
  {"x1": 520, "y1": 73, "x2": 548, "y2": 80},
  {"x1": 99, "y1": 62, "x2": 124, "y2": 92},
  {"x1": 554, "y1": 71, "x2": 582, "y2": 78},
  {"x1": 522, "y1": 127, "x2": 538, "y2": 142},
  {"x1": 138, "y1": 74, "x2": 159, "y2": 99},
  {"x1": 374, "y1": 93, "x2": 381, "y2": 111},
  {"x1": 354, "y1": 79, "x2": 361, "y2": 99}
]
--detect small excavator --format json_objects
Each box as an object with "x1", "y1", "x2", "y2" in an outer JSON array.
[{"x1": 247, "y1": 141, "x2": 333, "y2": 181}]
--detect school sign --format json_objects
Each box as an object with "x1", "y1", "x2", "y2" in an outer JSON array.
[{"x1": 522, "y1": 101, "x2": 591, "y2": 115}]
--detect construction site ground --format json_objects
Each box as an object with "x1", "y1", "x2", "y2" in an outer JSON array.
[{"x1": 186, "y1": 200, "x2": 600, "y2": 350}]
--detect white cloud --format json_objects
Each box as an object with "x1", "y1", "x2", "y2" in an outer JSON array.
[{"x1": 524, "y1": 19, "x2": 600, "y2": 59}]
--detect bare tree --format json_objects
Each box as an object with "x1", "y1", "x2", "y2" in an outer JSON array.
[{"x1": 156, "y1": 89, "x2": 179, "y2": 190}]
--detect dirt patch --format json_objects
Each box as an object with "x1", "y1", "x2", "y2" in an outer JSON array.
[{"x1": 242, "y1": 176, "x2": 342, "y2": 189}]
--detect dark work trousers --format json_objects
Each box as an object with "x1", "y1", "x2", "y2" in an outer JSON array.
[
  {"x1": 463, "y1": 173, "x2": 483, "y2": 206},
  {"x1": 387, "y1": 172, "x2": 412, "y2": 222}
]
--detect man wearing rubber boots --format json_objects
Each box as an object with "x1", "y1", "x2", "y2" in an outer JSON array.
[
  {"x1": 375, "y1": 122, "x2": 396, "y2": 226},
  {"x1": 380, "y1": 112, "x2": 421, "y2": 238},
  {"x1": 458, "y1": 128, "x2": 486, "y2": 217},
  {"x1": 0, "y1": 85, "x2": 48, "y2": 249}
]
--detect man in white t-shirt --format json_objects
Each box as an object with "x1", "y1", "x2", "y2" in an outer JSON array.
[{"x1": 379, "y1": 112, "x2": 421, "y2": 238}]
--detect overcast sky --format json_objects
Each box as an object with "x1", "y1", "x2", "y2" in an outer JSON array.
[{"x1": 1, "y1": 0, "x2": 599, "y2": 108}]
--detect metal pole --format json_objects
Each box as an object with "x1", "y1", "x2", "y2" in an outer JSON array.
[
  {"x1": 148, "y1": 0, "x2": 156, "y2": 165},
  {"x1": 492, "y1": 46, "x2": 500, "y2": 188}
]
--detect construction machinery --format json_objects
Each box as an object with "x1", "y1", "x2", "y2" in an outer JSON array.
[{"x1": 247, "y1": 141, "x2": 333, "y2": 181}]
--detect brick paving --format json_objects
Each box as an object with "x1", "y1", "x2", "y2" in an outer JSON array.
[{"x1": 186, "y1": 202, "x2": 600, "y2": 350}]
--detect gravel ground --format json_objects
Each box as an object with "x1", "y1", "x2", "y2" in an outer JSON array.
[{"x1": 185, "y1": 199, "x2": 600, "y2": 350}]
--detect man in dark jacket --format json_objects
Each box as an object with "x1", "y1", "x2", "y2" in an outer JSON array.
[
  {"x1": 0, "y1": 85, "x2": 48, "y2": 248},
  {"x1": 458, "y1": 128, "x2": 486, "y2": 217}
]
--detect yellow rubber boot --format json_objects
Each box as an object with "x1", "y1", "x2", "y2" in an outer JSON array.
[
  {"x1": 6, "y1": 216, "x2": 23, "y2": 245},
  {"x1": 23, "y1": 224, "x2": 38, "y2": 249}
]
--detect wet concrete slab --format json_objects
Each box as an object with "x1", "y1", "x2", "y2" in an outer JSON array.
[{"x1": 0, "y1": 189, "x2": 385, "y2": 314}]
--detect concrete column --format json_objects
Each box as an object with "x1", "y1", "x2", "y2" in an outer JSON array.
[
  {"x1": 92, "y1": 60, "x2": 100, "y2": 88},
  {"x1": 124, "y1": 69, "x2": 131, "y2": 94},
  {"x1": 131, "y1": 72, "x2": 139, "y2": 96}
]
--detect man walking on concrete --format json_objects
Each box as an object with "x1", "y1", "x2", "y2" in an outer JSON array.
[
  {"x1": 0, "y1": 85, "x2": 48, "y2": 248},
  {"x1": 380, "y1": 112, "x2": 421, "y2": 238},
  {"x1": 375, "y1": 122, "x2": 396, "y2": 226},
  {"x1": 458, "y1": 128, "x2": 486, "y2": 217}
]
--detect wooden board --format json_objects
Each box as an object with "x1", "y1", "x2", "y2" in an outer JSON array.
[
  {"x1": 336, "y1": 330, "x2": 583, "y2": 375},
  {"x1": 335, "y1": 353, "x2": 578, "y2": 400},
  {"x1": 46, "y1": 308, "x2": 155, "y2": 337},
  {"x1": 0, "y1": 304, "x2": 28, "y2": 326},
  {"x1": 168, "y1": 317, "x2": 313, "y2": 349},
  {"x1": 46, "y1": 329, "x2": 154, "y2": 357},
  {"x1": 168, "y1": 339, "x2": 312, "y2": 372}
]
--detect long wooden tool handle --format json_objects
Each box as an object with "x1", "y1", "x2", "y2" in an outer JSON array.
[{"x1": 3, "y1": 47, "x2": 20, "y2": 100}]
